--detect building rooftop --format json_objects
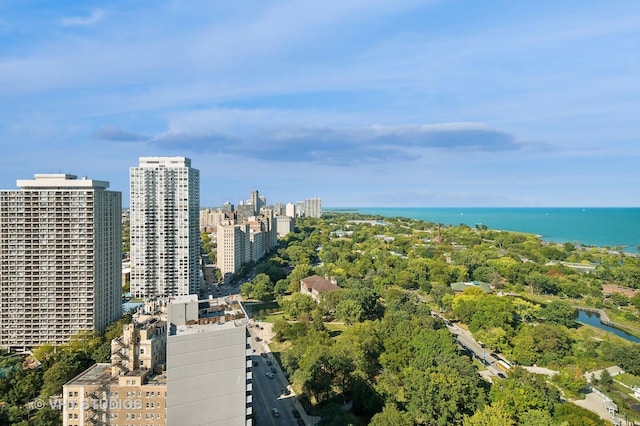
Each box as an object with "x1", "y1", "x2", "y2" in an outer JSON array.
[
  {"x1": 450, "y1": 281, "x2": 492, "y2": 293},
  {"x1": 301, "y1": 275, "x2": 341, "y2": 293},
  {"x1": 168, "y1": 295, "x2": 248, "y2": 336},
  {"x1": 66, "y1": 363, "x2": 112, "y2": 386}
]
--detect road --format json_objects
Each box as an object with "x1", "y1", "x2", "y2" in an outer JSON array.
[
  {"x1": 247, "y1": 322, "x2": 315, "y2": 426},
  {"x1": 431, "y1": 312, "x2": 504, "y2": 377}
]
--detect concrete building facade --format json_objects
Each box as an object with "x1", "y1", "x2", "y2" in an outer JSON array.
[
  {"x1": 216, "y1": 222, "x2": 250, "y2": 281},
  {"x1": 0, "y1": 174, "x2": 121, "y2": 352},
  {"x1": 275, "y1": 215, "x2": 294, "y2": 237},
  {"x1": 304, "y1": 197, "x2": 322, "y2": 218},
  {"x1": 166, "y1": 296, "x2": 251, "y2": 425},
  {"x1": 129, "y1": 157, "x2": 200, "y2": 298}
]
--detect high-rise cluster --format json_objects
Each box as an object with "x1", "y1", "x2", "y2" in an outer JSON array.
[{"x1": 212, "y1": 190, "x2": 278, "y2": 282}]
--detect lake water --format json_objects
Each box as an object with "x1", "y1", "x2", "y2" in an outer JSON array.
[
  {"x1": 332, "y1": 207, "x2": 640, "y2": 253},
  {"x1": 575, "y1": 310, "x2": 640, "y2": 343}
]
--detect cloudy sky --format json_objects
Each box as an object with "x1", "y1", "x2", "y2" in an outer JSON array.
[{"x1": 1, "y1": 0, "x2": 639, "y2": 207}]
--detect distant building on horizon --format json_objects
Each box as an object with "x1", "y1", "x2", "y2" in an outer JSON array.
[
  {"x1": 0, "y1": 174, "x2": 121, "y2": 352},
  {"x1": 129, "y1": 157, "x2": 200, "y2": 298},
  {"x1": 304, "y1": 197, "x2": 322, "y2": 218}
]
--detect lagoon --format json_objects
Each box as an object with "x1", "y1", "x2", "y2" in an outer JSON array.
[{"x1": 575, "y1": 310, "x2": 640, "y2": 343}]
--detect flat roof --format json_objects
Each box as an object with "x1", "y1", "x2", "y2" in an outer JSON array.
[
  {"x1": 66, "y1": 363, "x2": 111, "y2": 386},
  {"x1": 173, "y1": 318, "x2": 248, "y2": 336}
]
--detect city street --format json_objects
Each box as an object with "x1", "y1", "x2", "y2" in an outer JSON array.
[{"x1": 247, "y1": 322, "x2": 317, "y2": 426}]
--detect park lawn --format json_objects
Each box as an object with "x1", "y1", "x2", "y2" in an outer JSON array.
[
  {"x1": 325, "y1": 322, "x2": 349, "y2": 338},
  {"x1": 261, "y1": 311, "x2": 285, "y2": 323},
  {"x1": 616, "y1": 373, "x2": 640, "y2": 388}
]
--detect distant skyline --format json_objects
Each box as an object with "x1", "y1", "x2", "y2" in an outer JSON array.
[{"x1": 1, "y1": 1, "x2": 639, "y2": 207}]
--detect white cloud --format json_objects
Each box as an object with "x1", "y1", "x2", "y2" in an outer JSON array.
[{"x1": 60, "y1": 9, "x2": 105, "y2": 27}]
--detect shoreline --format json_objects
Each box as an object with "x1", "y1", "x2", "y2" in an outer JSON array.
[{"x1": 326, "y1": 207, "x2": 640, "y2": 255}]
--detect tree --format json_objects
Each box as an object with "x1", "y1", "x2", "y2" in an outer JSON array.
[
  {"x1": 273, "y1": 279, "x2": 289, "y2": 295},
  {"x1": 339, "y1": 322, "x2": 382, "y2": 379},
  {"x1": 475, "y1": 327, "x2": 509, "y2": 353},
  {"x1": 430, "y1": 284, "x2": 454, "y2": 310},
  {"x1": 539, "y1": 300, "x2": 575, "y2": 327},
  {"x1": 452, "y1": 295, "x2": 478, "y2": 324},
  {"x1": 250, "y1": 280, "x2": 273, "y2": 302},
  {"x1": 239, "y1": 282, "x2": 254, "y2": 298},
  {"x1": 469, "y1": 297, "x2": 515, "y2": 335},
  {"x1": 489, "y1": 367, "x2": 560, "y2": 422},
  {"x1": 526, "y1": 272, "x2": 559, "y2": 295},
  {"x1": 552, "y1": 403, "x2": 607, "y2": 426},
  {"x1": 30, "y1": 407, "x2": 61, "y2": 426},
  {"x1": 32, "y1": 343, "x2": 56, "y2": 363},
  {"x1": 287, "y1": 264, "x2": 314, "y2": 293},
  {"x1": 335, "y1": 299, "x2": 364, "y2": 325},
  {"x1": 463, "y1": 401, "x2": 515, "y2": 426},
  {"x1": 598, "y1": 368, "x2": 613, "y2": 388},
  {"x1": 511, "y1": 298, "x2": 540, "y2": 322},
  {"x1": 319, "y1": 289, "x2": 344, "y2": 315},
  {"x1": 369, "y1": 404, "x2": 413, "y2": 426},
  {"x1": 404, "y1": 367, "x2": 485, "y2": 425},
  {"x1": 553, "y1": 366, "x2": 587, "y2": 395},
  {"x1": 609, "y1": 292, "x2": 629, "y2": 307},
  {"x1": 631, "y1": 293, "x2": 640, "y2": 310},
  {"x1": 280, "y1": 293, "x2": 316, "y2": 319},
  {"x1": 41, "y1": 361, "x2": 79, "y2": 399}
]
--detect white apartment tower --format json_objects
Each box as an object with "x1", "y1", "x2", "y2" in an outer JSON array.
[
  {"x1": 130, "y1": 157, "x2": 200, "y2": 298},
  {"x1": 305, "y1": 197, "x2": 322, "y2": 218},
  {"x1": 0, "y1": 174, "x2": 121, "y2": 352}
]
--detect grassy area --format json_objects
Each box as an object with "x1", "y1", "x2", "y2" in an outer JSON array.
[
  {"x1": 616, "y1": 373, "x2": 640, "y2": 389},
  {"x1": 261, "y1": 312, "x2": 285, "y2": 323},
  {"x1": 325, "y1": 322, "x2": 349, "y2": 338}
]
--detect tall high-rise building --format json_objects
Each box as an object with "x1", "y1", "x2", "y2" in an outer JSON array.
[
  {"x1": 130, "y1": 157, "x2": 200, "y2": 298},
  {"x1": 0, "y1": 174, "x2": 121, "y2": 352},
  {"x1": 304, "y1": 197, "x2": 322, "y2": 218},
  {"x1": 249, "y1": 190, "x2": 264, "y2": 215}
]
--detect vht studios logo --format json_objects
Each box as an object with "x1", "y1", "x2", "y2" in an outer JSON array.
[{"x1": 35, "y1": 398, "x2": 143, "y2": 411}]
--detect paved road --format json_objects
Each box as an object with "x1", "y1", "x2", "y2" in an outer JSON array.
[
  {"x1": 248, "y1": 319, "x2": 320, "y2": 426},
  {"x1": 572, "y1": 389, "x2": 619, "y2": 424},
  {"x1": 248, "y1": 326, "x2": 299, "y2": 425},
  {"x1": 431, "y1": 312, "x2": 503, "y2": 377}
]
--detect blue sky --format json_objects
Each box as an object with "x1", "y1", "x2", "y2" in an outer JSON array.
[{"x1": 1, "y1": 0, "x2": 639, "y2": 207}]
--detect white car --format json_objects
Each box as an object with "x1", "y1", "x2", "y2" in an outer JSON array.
[{"x1": 265, "y1": 372, "x2": 274, "y2": 379}]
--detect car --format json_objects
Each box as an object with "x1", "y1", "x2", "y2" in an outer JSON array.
[
  {"x1": 265, "y1": 372, "x2": 274, "y2": 379},
  {"x1": 271, "y1": 367, "x2": 276, "y2": 373},
  {"x1": 292, "y1": 409, "x2": 301, "y2": 419},
  {"x1": 260, "y1": 352, "x2": 267, "y2": 358},
  {"x1": 271, "y1": 408, "x2": 280, "y2": 417},
  {"x1": 266, "y1": 360, "x2": 272, "y2": 366}
]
